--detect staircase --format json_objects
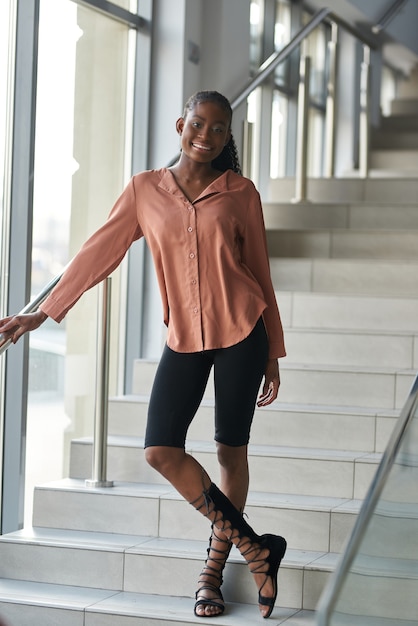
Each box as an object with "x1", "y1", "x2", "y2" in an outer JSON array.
[{"x1": 0, "y1": 106, "x2": 418, "y2": 625}]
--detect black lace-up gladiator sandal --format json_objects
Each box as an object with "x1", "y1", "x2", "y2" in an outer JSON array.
[
  {"x1": 194, "y1": 525, "x2": 232, "y2": 617},
  {"x1": 190, "y1": 482, "x2": 287, "y2": 619}
]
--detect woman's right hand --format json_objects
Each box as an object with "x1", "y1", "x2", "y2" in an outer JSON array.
[{"x1": 0, "y1": 310, "x2": 48, "y2": 344}]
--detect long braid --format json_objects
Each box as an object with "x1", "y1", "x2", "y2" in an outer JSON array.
[
  {"x1": 212, "y1": 134, "x2": 242, "y2": 176},
  {"x1": 183, "y1": 91, "x2": 242, "y2": 175}
]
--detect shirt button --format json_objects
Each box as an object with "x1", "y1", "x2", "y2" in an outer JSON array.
[
  {"x1": 191, "y1": 279, "x2": 197, "y2": 284},
  {"x1": 189, "y1": 252, "x2": 195, "y2": 259},
  {"x1": 193, "y1": 307, "x2": 199, "y2": 314},
  {"x1": 187, "y1": 226, "x2": 193, "y2": 232}
]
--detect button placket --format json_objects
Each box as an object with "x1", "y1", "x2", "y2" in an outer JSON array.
[{"x1": 186, "y1": 203, "x2": 201, "y2": 321}]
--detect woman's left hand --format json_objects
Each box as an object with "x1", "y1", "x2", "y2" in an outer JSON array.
[{"x1": 257, "y1": 358, "x2": 280, "y2": 407}]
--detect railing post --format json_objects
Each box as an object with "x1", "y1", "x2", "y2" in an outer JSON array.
[
  {"x1": 242, "y1": 119, "x2": 253, "y2": 179},
  {"x1": 86, "y1": 278, "x2": 114, "y2": 488},
  {"x1": 292, "y1": 55, "x2": 311, "y2": 203},
  {"x1": 324, "y1": 23, "x2": 338, "y2": 178},
  {"x1": 359, "y1": 45, "x2": 371, "y2": 178}
]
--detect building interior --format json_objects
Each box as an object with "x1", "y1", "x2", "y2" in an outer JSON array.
[{"x1": 1, "y1": 0, "x2": 418, "y2": 624}]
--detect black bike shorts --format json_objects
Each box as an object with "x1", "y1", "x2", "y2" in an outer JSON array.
[{"x1": 144, "y1": 318, "x2": 269, "y2": 449}]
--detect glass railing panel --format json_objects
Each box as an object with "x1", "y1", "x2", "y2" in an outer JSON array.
[{"x1": 318, "y1": 375, "x2": 418, "y2": 625}]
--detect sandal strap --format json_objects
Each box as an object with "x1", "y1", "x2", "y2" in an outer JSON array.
[{"x1": 195, "y1": 583, "x2": 224, "y2": 602}]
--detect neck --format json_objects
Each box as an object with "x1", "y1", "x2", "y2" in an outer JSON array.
[{"x1": 171, "y1": 155, "x2": 217, "y2": 181}]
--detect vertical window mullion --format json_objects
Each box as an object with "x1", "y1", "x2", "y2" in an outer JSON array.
[{"x1": 1, "y1": 0, "x2": 40, "y2": 534}]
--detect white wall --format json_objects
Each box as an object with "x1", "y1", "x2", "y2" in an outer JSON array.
[
  {"x1": 148, "y1": 0, "x2": 251, "y2": 169},
  {"x1": 148, "y1": 0, "x2": 187, "y2": 169}
]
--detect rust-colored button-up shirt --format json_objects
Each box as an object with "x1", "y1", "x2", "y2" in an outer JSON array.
[{"x1": 41, "y1": 168, "x2": 286, "y2": 358}]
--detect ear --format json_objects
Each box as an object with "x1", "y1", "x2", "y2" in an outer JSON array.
[{"x1": 176, "y1": 117, "x2": 185, "y2": 135}]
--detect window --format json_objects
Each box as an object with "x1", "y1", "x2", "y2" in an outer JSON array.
[{"x1": 25, "y1": 0, "x2": 136, "y2": 525}]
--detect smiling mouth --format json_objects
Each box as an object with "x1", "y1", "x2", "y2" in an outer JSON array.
[{"x1": 191, "y1": 142, "x2": 212, "y2": 151}]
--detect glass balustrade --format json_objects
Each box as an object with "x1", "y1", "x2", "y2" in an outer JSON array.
[{"x1": 318, "y1": 374, "x2": 418, "y2": 625}]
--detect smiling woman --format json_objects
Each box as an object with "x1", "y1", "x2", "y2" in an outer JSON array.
[{"x1": 0, "y1": 89, "x2": 287, "y2": 619}]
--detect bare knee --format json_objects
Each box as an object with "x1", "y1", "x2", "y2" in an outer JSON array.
[
  {"x1": 216, "y1": 443, "x2": 248, "y2": 474},
  {"x1": 144, "y1": 445, "x2": 184, "y2": 477},
  {"x1": 145, "y1": 446, "x2": 169, "y2": 472}
]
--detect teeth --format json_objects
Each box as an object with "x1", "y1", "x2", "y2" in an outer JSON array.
[{"x1": 192, "y1": 143, "x2": 211, "y2": 151}]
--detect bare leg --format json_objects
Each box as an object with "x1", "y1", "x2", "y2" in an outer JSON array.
[
  {"x1": 217, "y1": 443, "x2": 249, "y2": 509},
  {"x1": 194, "y1": 444, "x2": 249, "y2": 616},
  {"x1": 145, "y1": 446, "x2": 212, "y2": 502},
  {"x1": 145, "y1": 446, "x2": 281, "y2": 618}
]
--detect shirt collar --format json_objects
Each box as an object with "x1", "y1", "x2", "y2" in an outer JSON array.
[{"x1": 158, "y1": 168, "x2": 230, "y2": 201}]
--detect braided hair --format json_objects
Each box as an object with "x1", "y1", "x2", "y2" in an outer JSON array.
[{"x1": 183, "y1": 91, "x2": 242, "y2": 175}]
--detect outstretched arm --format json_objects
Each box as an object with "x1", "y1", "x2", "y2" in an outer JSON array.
[{"x1": 0, "y1": 310, "x2": 48, "y2": 344}]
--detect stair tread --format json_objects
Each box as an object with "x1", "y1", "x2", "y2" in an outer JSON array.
[
  {"x1": 35, "y1": 478, "x2": 418, "y2": 519},
  {"x1": 35, "y1": 477, "x2": 362, "y2": 512},
  {"x1": 132, "y1": 358, "x2": 416, "y2": 375},
  {"x1": 0, "y1": 577, "x2": 115, "y2": 609},
  {"x1": 109, "y1": 394, "x2": 400, "y2": 418},
  {"x1": 89, "y1": 591, "x2": 315, "y2": 623},
  {"x1": 72, "y1": 434, "x2": 382, "y2": 463},
  {"x1": 271, "y1": 256, "x2": 418, "y2": 266},
  {"x1": 0, "y1": 527, "x2": 339, "y2": 571},
  {"x1": 0, "y1": 578, "x2": 316, "y2": 623},
  {"x1": 1, "y1": 527, "x2": 152, "y2": 551},
  {"x1": 277, "y1": 290, "x2": 418, "y2": 302}
]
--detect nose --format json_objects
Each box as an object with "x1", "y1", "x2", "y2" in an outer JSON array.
[{"x1": 197, "y1": 125, "x2": 209, "y2": 139}]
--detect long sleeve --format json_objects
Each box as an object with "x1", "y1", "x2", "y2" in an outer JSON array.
[
  {"x1": 40, "y1": 178, "x2": 143, "y2": 322},
  {"x1": 241, "y1": 186, "x2": 286, "y2": 359}
]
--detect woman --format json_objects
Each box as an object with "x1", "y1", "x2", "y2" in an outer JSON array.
[{"x1": 0, "y1": 91, "x2": 287, "y2": 619}]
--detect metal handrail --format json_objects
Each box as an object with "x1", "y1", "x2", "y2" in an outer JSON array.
[
  {"x1": 316, "y1": 372, "x2": 418, "y2": 624},
  {"x1": 372, "y1": 0, "x2": 409, "y2": 34},
  {"x1": 0, "y1": 273, "x2": 62, "y2": 355},
  {"x1": 229, "y1": 7, "x2": 377, "y2": 111}
]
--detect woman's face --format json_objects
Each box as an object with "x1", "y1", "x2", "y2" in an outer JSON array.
[{"x1": 176, "y1": 101, "x2": 231, "y2": 165}]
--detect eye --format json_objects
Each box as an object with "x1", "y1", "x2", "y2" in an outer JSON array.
[
  {"x1": 192, "y1": 122, "x2": 202, "y2": 128},
  {"x1": 213, "y1": 127, "x2": 224, "y2": 133}
]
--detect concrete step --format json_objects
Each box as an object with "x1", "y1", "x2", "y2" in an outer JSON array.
[
  {"x1": 0, "y1": 579, "x2": 316, "y2": 625},
  {"x1": 0, "y1": 578, "x2": 115, "y2": 626},
  {"x1": 69, "y1": 436, "x2": 381, "y2": 500},
  {"x1": 371, "y1": 129, "x2": 418, "y2": 150},
  {"x1": 370, "y1": 149, "x2": 418, "y2": 172},
  {"x1": 266, "y1": 229, "x2": 418, "y2": 260},
  {"x1": 361, "y1": 502, "x2": 418, "y2": 561},
  {"x1": 107, "y1": 395, "x2": 397, "y2": 453},
  {"x1": 278, "y1": 291, "x2": 418, "y2": 334},
  {"x1": 383, "y1": 109, "x2": 418, "y2": 126},
  {"x1": 0, "y1": 527, "x2": 337, "y2": 612},
  {"x1": 267, "y1": 177, "x2": 418, "y2": 204},
  {"x1": 269, "y1": 257, "x2": 418, "y2": 296},
  {"x1": 331, "y1": 553, "x2": 418, "y2": 622},
  {"x1": 131, "y1": 359, "x2": 415, "y2": 409},
  {"x1": 353, "y1": 168, "x2": 418, "y2": 178},
  {"x1": 263, "y1": 202, "x2": 418, "y2": 231},
  {"x1": 32, "y1": 478, "x2": 360, "y2": 553},
  {"x1": 283, "y1": 327, "x2": 417, "y2": 369}
]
